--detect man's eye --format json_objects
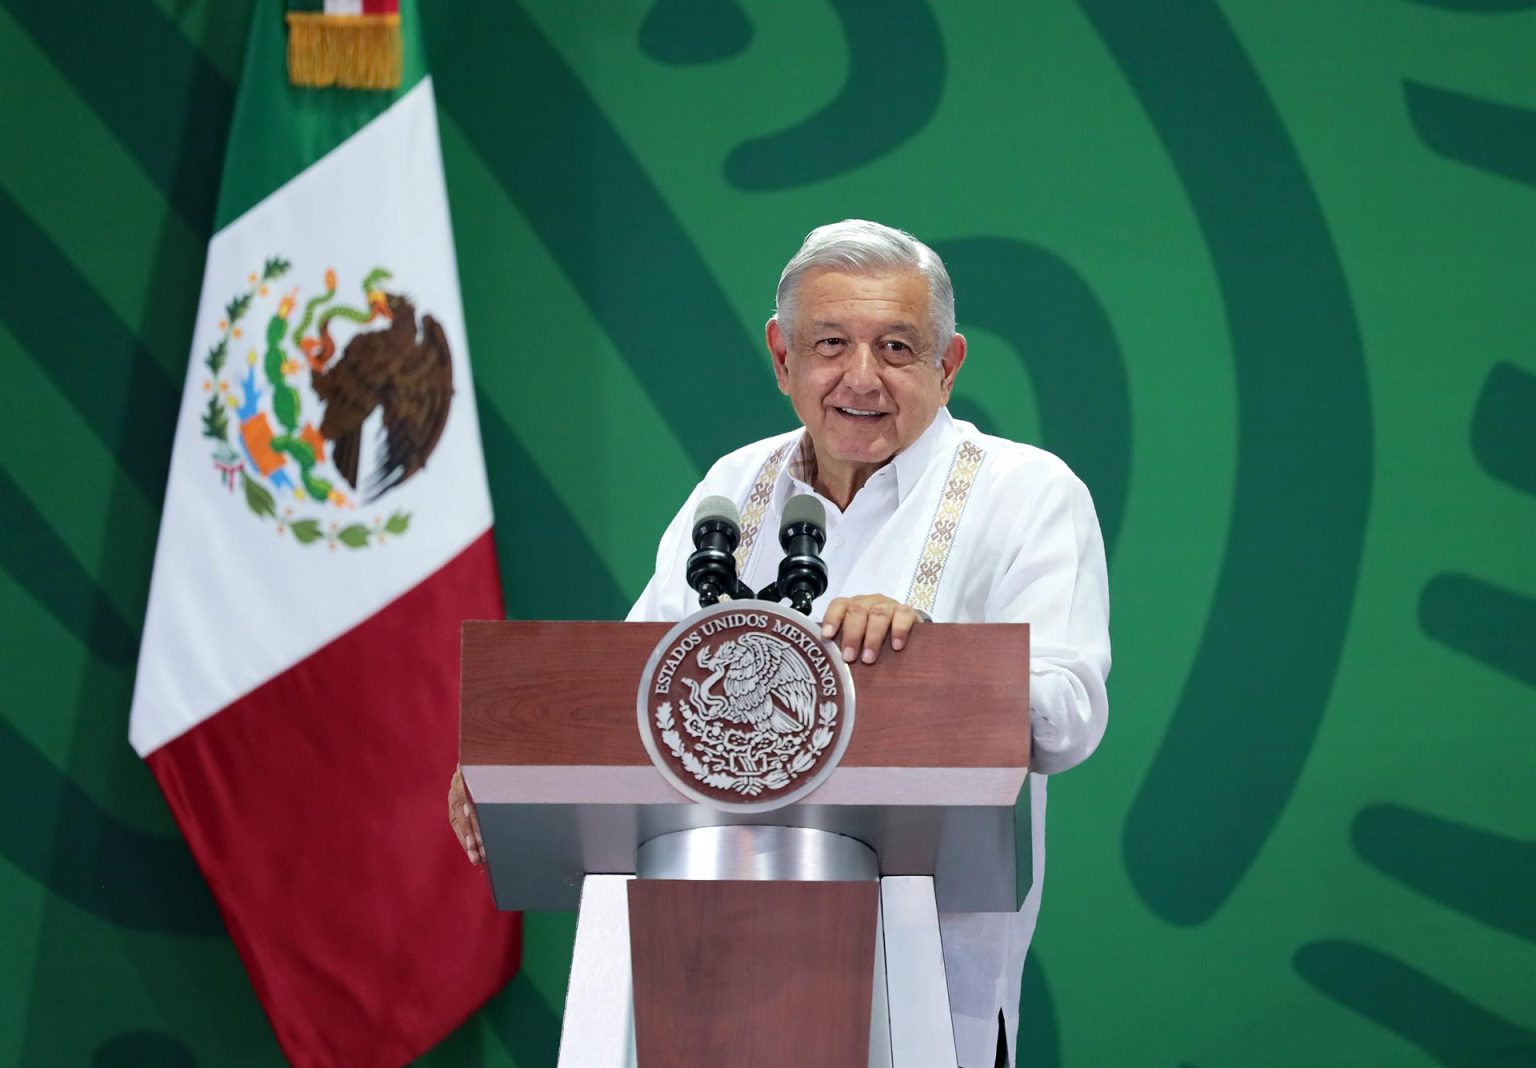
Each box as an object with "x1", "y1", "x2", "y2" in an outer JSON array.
[{"x1": 814, "y1": 338, "x2": 846, "y2": 355}]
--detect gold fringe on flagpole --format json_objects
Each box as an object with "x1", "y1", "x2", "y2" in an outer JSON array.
[{"x1": 286, "y1": 13, "x2": 402, "y2": 90}]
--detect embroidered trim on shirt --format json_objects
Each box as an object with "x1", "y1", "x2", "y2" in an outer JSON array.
[
  {"x1": 735, "y1": 441, "x2": 792, "y2": 574},
  {"x1": 904, "y1": 441, "x2": 986, "y2": 614}
]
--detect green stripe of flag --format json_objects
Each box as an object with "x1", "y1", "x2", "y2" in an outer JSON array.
[{"x1": 215, "y1": 0, "x2": 426, "y2": 231}]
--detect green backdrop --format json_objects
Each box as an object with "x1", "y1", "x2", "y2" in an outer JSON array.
[{"x1": 2, "y1": 1, "x2": 1533, "y2": 1064}]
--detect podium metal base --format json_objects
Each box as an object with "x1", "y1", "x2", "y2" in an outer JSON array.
[
  {"x1": 638, "y1": 824, "x2": 877, "y2": 881},
  {"x1": 556, "y1": 826, "x2": 956, "y2": 1067}
]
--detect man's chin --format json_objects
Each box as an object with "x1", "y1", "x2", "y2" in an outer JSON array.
[{"x1": 818, "y1": 439, "x2": 897, "y2": 469}]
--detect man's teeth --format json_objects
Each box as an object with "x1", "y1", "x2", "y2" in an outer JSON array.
[{"x1": 837, "y1": 407, "x2": 882, "y2": 416}]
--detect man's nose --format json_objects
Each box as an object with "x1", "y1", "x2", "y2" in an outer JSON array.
[{"x1": 842, "y1": 344, "x2": 881, "y2": 392}]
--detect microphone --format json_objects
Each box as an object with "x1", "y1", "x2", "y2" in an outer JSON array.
[
  {"x1": 686, "y1": 495, "x2": 749, "y2": 607},
  {"x1": 775, "y1": 493, "x2": 828, "y2": 615}
]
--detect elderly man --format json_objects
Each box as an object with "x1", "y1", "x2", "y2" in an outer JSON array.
[{"x1": 454, "y1": 219, "x2": 1110, "y2": 1067}]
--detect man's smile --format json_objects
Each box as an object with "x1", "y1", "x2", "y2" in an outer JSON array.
[{"x1": 832, "y1": 406, "x2": 888, "y2": 419}]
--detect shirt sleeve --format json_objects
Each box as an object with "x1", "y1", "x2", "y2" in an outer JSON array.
[{"x1": 983, "y1": 466, "x2": 1111, "y2": 775}]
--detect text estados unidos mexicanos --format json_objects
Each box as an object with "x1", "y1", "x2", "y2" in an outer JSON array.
[
  {"x1": 654, "y1": 612, "x2": 765, "y2": 694},
  {"x1": 652, "y1": 613, "x2": 837, "y2": 698},
  {"x1": 771, "y1": 617, "x2": 838, "y2": 697}
]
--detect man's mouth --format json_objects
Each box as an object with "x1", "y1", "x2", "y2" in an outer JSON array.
[{"x1": 833, "y1": 406, "x2": 886, "y2": 419}]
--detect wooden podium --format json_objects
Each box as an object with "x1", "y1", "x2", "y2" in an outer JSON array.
[{"x1": 461, "y1": 615, "x2": 1030, "y2": 1067}]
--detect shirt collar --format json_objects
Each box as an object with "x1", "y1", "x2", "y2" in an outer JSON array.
[
  {"x1": 787, "y1": 432, "x2": 818, "y2": 488},
  {"x1": 783, "y1": 406, "x2": 959, "y2": 506},
  {"x1": 891, "y1": 406, "x2": 957, "y2": 503}
]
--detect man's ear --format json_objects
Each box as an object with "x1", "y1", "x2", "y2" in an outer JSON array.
[
  {"x1": 766, "y1": 318, "x2": 791, "y2": 396},
  {"x1": 937, "y1": 332, "x2": 967, "y2": 401}
]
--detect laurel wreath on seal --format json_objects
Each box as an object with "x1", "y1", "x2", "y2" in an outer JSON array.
[{"x1": 655, "y1": 698, "x2": 838, "y2": 797}]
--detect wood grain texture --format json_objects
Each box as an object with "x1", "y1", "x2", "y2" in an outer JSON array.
[
  {"x1": 460, "y1": 620, "x2": 1029, "y2": 769},
  {"x1": 460, "y1": 621, "x2": 665, "y2": 766},
  {"x1": 627, "y1": 879, "x2": 878, "y2": 1068}
]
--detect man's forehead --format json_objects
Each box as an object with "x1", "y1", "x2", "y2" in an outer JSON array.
[{"x1": 794, "y1": 268, "x2": 933, "y2": 327}]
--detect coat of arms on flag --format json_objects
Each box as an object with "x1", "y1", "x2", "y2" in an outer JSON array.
[
  {"x1": 201, "y1": 258, "x2": 453, "y2": 549},
  {"x1": 286, "y1": 0, "x2": 402, "y2": 90}
]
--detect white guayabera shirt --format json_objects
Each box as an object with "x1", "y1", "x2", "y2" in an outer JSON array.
[{"x1": 628, "y1": 407, "x2": 1111, "y2": 1068}]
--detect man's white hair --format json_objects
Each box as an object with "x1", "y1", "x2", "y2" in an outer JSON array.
[{"x1": 774, "y1": 219, "x2": 955, "y2": 364}]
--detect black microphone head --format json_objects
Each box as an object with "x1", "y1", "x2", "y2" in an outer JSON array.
[
  {"x1": 780, "y1": 493, "x2": 826, "y2": 549},
  {"x1": 694, "y1": 494, "x2": 742, "y2": 531},
  {"x1": 689, "y1": 495, "x2": 743, "y2": 607}
]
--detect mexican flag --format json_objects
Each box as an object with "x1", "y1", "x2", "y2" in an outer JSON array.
[{"x1": 128, "y1": 2, "x2": 519, "y2": 1063}]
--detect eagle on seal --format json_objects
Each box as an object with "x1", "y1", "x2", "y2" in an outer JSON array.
[{"x1": 686, "y1": 633, "x2": 818, "y2": 734}]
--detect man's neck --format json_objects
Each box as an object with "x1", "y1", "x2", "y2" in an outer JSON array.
[
  {"x1": 800, "y1": 409, "x2": 950, "y2": 511},
  {"x1": 807, "y1": 450, "x2": 885, "y2": 511}
]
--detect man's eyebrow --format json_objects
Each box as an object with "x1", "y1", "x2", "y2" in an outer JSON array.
[{"x1": 805, "y1": 319, "x2": 924, "y2": 337}]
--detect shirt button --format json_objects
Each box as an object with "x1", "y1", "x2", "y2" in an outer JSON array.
[{"x1": 832, "y1": 535, "x2": 845, "y2": 549}]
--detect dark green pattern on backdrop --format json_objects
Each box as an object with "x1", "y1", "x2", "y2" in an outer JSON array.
[
  {"x1": 1, "y1": 1, "x2": 1532, "y2": 1065},
  {"x1": 719, "y1": 0, "x2": 945, "y2": 191},
  {"x1": 1084, "y1": 0, "x2": 1373, "y2": 926},
  {"x1": 427, "y1": 2, "x2": 786, "y2": 472},
  {"x1": 936, "y1": 237, "x2": 1130, "y2": 553},
  {"x1": 3, "y1": 0, "x2": 233, "y2": 236}
]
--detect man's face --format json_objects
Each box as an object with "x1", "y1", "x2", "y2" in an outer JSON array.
[{"x1": 767, "y1": 268, "x2": 966, "y2": 476}]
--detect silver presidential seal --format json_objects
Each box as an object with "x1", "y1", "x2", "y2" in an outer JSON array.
[{"x1": 637, "y1": 600, "x2": 856, "y2": 812}]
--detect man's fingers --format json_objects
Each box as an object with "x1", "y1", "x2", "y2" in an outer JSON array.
[
  {"x1": 837, "y1": 602, "x2": 869, "y2": 662},
  {"x1": 821, "y1": 598, "x2": 849, "y2": 639},
  {"x1": 465, "y1": 800, "x2": 485, "y2": 867},
  {"x1": 823, "y1": 596, "x2": 921, "y2": 663},
  {"x1": 861, "y1": 602, "x2": 894, "y2": 663},
  {"x1": 889, "y1": 606, "x2": 919, "y2": 651},
  {"x1": 448, "y1": 766, "x2": 483, "y2": 866}
]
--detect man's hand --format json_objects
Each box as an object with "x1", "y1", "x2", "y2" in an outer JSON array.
[
  {"x1": 821, "y1": 594, "x2": 924, "y2": 664},
  {"x1": 448, "y1": 765, "x2": 484, "y2": 866}
]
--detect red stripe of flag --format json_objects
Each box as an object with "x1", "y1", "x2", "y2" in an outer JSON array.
[{"x1": 147, "y1": 531, "x2": 517, "y2": 1065}]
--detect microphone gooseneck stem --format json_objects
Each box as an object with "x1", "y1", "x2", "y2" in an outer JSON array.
[{"x1": 777, "y1": 520, "x2": 828, "y2": 617}]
